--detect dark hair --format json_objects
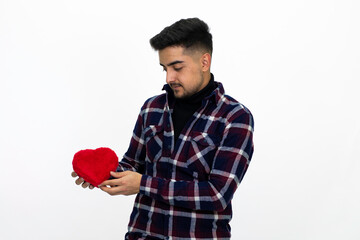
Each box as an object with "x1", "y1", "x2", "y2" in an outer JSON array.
[{"x1": 150, "y1": 18, "x2": 213, "y2": 54}]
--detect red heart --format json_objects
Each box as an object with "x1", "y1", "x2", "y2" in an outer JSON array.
[{"x1": 72, "y1": 147, "x2": 118, "y2": 187}]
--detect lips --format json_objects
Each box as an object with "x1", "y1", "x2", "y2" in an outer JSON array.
[{"x1": 170, "y1": 83, "x2": 182, "y2": 90}]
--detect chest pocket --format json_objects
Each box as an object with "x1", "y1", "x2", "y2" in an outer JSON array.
[
  {"x1": 143, "y1": 125, "x2": 164, "y2": 163},
  {"x1": 186, "y1": 131, "x2": 221, "y2": 180}
]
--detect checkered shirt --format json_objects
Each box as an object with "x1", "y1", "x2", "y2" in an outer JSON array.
[{"x1": 117, "y1": 81, "x2": 254, "y2": 239}]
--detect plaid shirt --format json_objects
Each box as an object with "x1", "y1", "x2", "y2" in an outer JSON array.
[{"x1": 118, "y1": 80, "x2": 254, "y2": 239}]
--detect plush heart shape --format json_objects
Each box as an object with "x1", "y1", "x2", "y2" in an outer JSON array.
[{"x1": 72, "y1": 147, "x2": 118, "y2": 187}]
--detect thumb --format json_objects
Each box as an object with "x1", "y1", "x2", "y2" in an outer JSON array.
[{"x1": 110, "y1": 171, "x2": 124, "y2": 178}]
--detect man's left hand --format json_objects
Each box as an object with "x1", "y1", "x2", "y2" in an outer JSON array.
[{"x1": 99, "y1": 171, "x2": 142, "y2": 196}]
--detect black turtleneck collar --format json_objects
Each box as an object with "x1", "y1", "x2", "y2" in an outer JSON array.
[
  {"x1": 172, "y1": 74, "x2": 217, "y2": 143},
  {"x1": 176, "y1": 74, "x2": 216, "y2": 104}
]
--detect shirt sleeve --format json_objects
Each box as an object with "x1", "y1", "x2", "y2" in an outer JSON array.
[
  {"x1": 116, "y1": 104, "x2": 147, "y2": 174},
  {"x1": 139, "y1": 109, "x2": 254, "y2": 212}
]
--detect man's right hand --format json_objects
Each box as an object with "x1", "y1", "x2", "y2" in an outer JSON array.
[{"x1": 71, "y1": 172, "x2": 95, "y2": 189}]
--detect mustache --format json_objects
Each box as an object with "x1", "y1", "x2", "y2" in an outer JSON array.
[{"x1": 170, "y1": 83, "x2": 182, "y2": 88}]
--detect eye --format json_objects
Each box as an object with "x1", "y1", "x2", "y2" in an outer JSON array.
[{"x1": 174, "y1": 67, "x2": 183, "y2": 72}]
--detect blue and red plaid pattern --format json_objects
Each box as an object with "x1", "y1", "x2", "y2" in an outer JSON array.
[{"x1": 118, "y1": 81, "x2": 254, "y2": 239}]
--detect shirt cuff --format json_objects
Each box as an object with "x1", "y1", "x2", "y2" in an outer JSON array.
[{"x1": 139, "y1": 174, "x2": 155, "y2": 197}]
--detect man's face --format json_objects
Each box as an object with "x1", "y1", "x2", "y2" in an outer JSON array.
[{"x1": 159, "y1": 46, "x2": 207, "y2": 99}]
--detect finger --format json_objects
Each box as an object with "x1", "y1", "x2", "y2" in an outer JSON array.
[
  {"x1": 99, "y1": 179, "x2": 120, "y2": 188},
  {"x1": 100, "y1": 185, "x2": 124, "y2": 195},
  {"x1": 71, "y1": 172, "x2": 78, "y2": 178},
  {"x1": 89, "y1": 184, "x2": 95, "y2": 190},
  {"x1": 82, "y1": 181, "x2": 90, "y2": 188},
  {"x1": 75, "y1": 177, "x2": 84, "y2": 185},
  {"x1": 99, "y1": 185, "x2": 111, "y2": 193}
]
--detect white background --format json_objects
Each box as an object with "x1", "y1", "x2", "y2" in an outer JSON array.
[{"x1": 1, "y1": 0, "x2": 359, "y2": 239}]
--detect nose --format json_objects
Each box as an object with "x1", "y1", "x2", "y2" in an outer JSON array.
[{"x1": 166, "y1": 70, "x2": 176, "y2": 84}]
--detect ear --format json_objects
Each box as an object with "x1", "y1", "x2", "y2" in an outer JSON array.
[{"x1": 200, "y1": 53, "x2": 211, "y2": 72}]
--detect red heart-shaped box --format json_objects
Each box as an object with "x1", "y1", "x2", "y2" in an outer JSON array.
[{"x1": 72, "y1": 147, "x2": 118, "y2": 187}]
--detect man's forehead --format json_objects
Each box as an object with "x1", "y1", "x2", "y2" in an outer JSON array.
[{"x1": 159, "y1": 46, "x2": 188, "y2": 65}]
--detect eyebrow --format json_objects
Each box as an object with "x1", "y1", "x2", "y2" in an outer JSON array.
[{"x1": 160, "y1": 60, "x2": 184, "y2": 67}]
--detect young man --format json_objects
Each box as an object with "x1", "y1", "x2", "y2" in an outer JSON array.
[{"x1": 73, "y1": 18, "x2": 254, "y2": 239}]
